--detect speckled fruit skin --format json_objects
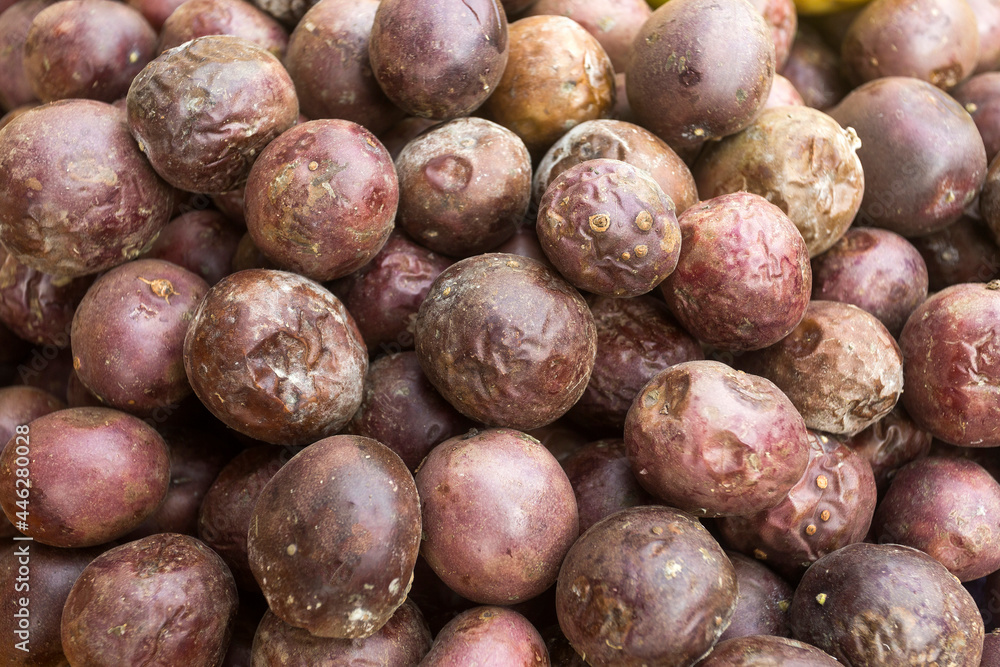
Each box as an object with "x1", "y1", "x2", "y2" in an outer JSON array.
[
  {"x1": 841, "y1": 0, "x2": 979, "y2": 90},
  {"x1": 748, "y1": 0, "x2": 797, "y2": 70},
  {"x1": 660, "y1": 192, "x2": 812, "y2": 352},
  {"x1": 842, "y1": 406, "x2": 932, "y2": 495},
  {"x1": 718, "y1": 431, "x2": 877, "y2": 580},
  {"x1": 23, "y1": 0, "x2": 157, "y2": 103},
  {"x1": 789, "y1": 543, "x2": 984, "y2": 666},
  {"x1": 556, "y1": 505, "x2": 738, "y2": 667},
  {"x1": 61, "y1": 534, "x2": 238, "y2": 667},
  {"x1": 244, "y1": 119, "x2": 398, "y2": 281},
  {"x1": 0, "y1": 543, "x2": 103, "y2": 667},
  {"x1": 0, "y1": 100, "x2": 173, "y2": 278},
  {"x1": 699, "y1": 636, "x2": 840, "y2": 666},
  {"x1": 900, "y1": 281, "x2": 1000, "y2": 447},
  {"x1": 627, "y1": 0, "x2": 775, "y2": 153},
  {"x1": 562, "y1": 438, "x2": 656, "y2": 535},
  {"x1": 158, "y1": 0, "x2": 288, "y2": 59},
  {"x1": 346, "y1": 351, "x2": 473, "y2": 472},
  {"x1": 810, "y1": 227, "x2": 928, "y2": 337},
  {"x1": 0, "y1": 407, "x2": 169, "y2": 548},
  {"x1": 829, "y1": 76, "x2": 987, "y2": 237},
  {"x1": 536, "y1": 122, "x2": 699, "y2": 219},
  {"x1": 874, "y1": 457, "x2": 1000, "y2": 581},
  {"x1": 284, "y1": 0, "x2": 402, "y2": 135},
  {"x1": 693, "y1": 106, "x2": 864, "y2": 258},
  {"x1": 395, "y1": 117, "x2": 531, "y2": 258},
  {"x1": 197, "y1": 445, "x2": 289, "y2": 592},
  {"x1": 537, "y1": 158, "x2": 681, "y2": 297},
  {"x1": 421, "y1": 607, "x2": 547, "y2": 665},
  {"x1": 183, "y1": 269, "x2": 368, "y2": 446},
  {"x1": 250, "y1": 601, "x2": 432, "y2": 667},
  {"x1": 625, "y1": 360, "x2": 810, "y2": 518},
  {"x1": 780, "y1": 25, "x2": 848, "y2": 112},
  {"x1": 416, "y1": 428, "x2": 578, "y2": 605},
  {"x1": 481, "y1": 15, "x2": 616, "y2": 156},
  {"x1": 414, "y1": 253, "x2": 597, "y2": 431},
  {"x1": 368, "y1": 0, "x2": 508, "y2": 120},
  {"x1": 337, "y1": 233, "x2": 452, "y2": 354},
  {"x1": 720, "y1": 552, "x2": 793, "y2": 641},
  {"x1": 71, "y1": 259, "x2": 209, "y2": 416},
  {"x1": 247, "y1": 435, "x2": 421, "y2": 639},
  {"x1": 0, "y1": 250, "x2": 93, "y2": 348},
  {"x1": 740, "y1": 300, "x2": 903, "y2": 436},
  {"x1": 568, "y1": 295, "x2": 704, "y2": 431},
  {"x1": 127, "y1": 35, "x2": 299, "y2": 194}
]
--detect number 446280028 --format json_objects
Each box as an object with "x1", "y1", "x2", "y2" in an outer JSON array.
[{"x1": 12, "y1": 425, "x2": 30, "y2": 532}]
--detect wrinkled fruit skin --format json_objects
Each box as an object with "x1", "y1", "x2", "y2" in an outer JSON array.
[
  {"x1": 127, "y1": 35, "x2": 299, "y2": 194},
  {"x1": 661, "y1": 192, "x2": 812, "y2": 352},
  {"x1": 624, "y1": 360, "x2": 810, "y2": 518},
  {"x1": 537, "y1": 158, "x2": 681, "y2": 297},
  {"x1": 183, "y1": 269, "x2": 368, "y2": 446},
  {"x1": 60, "y1": 533, "x2": 238, "y2": 667},
  {"x1": 556, "y1": 505, "x2": 738, "y2": 667},
  {"x1": 247, "y1": 435, "x2": 421, "y2": 639},
  {"x1": 717, "y1": 431, "x2": 878, "y2": 580},
  {"x1": 414, "y1": 253, "x2": 596, "y2": 431},
  {"x1": 693, "y1": 105, "x2": 864, "y2": 258},
  {"x1": 740, "y1": 300, "x2": 903, "y2": 436},
  {"x1": 900, "y1": 281, "x2": 1000, "y2": 447},
  {"x1": 789, "y1": 543, "x2": 984, "y2": 666},
  {"x1": 699, "y1": 636, "x2": 841, "y2": 666}
]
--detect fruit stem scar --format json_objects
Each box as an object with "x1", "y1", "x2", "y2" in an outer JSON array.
[{"x1": 138, "y1": 277, "x2": 178, "y2": 304}]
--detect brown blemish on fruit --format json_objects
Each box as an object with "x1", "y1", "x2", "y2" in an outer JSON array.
[
  {"x1": 635, "y1": 245, "x2": 648, "y2": 257},
  {"x1": 635, "y1": 211, "x2": 653, "y2": 231},
  {"x1": 816, "y1": 593, "x2": 827, "y2": 605},
  {"x1": 816, "y1": 475, "x2": 829, "y2": 489},
  {"x1": 820, "y1": 510, "x2": 831, "y2": 522},
  {"x1": 753, "y1": 548, "x2": 767, "y2": 560},
  {"x1": 138, "y1": 277, "x2": 177, "y2": 304},
  {"x1": 589, "y1": 213, "x2": 611, "y2": 233},
  {"x1": 308, "y1": 161, "x2": 319, "y2": 171},
  {"x1": 805, "y1": 524, "x2": 817, "y2": 535}
]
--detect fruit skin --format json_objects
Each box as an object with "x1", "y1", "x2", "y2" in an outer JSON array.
[
  {"x1": 247, "y1": 435, "x2": 421, "y2": 639},
  {"x1": 556, "y1": 505, "x2": 738, "y2": 667},
  {"x1": 420, "y1": 606, "x2": 548, "y2": 666},
  {"x1": 416, "y1": 428, "x2": 579, "y2": 605},
  {"x1": 244, "y1": 119, "x2": 398, "y2": 282},
  {"x1": 828, "y1": 76, "x2": 987, "y2": 237},
  {"x1": 368, "y1": 0, "x2": 508, "y2": 121},
  {"x1": 628, "y1": 0, "x2": 775, "y2": 153},
  {"x1": 661, "y1": 192, "x2": 812, "y2": 352},
  {"x1": 698, "y1": 636, "x2": 841, "y2": 666},
  {"x1": 126, "y1": 35, "x2": 299, "y2": 195},
  {"x1": 873, "y1": 456, "x2": 1000, "y2": 581},
  {"x1": 0, "y1": 406, "x2": 170, "y2": 548},
  {"x1": 625, "y1": 360, "x2": 810, "y2": 518},
  {"x1": 0, "y1": 100, "x2": 173, "y2": 278},
  {"x1": 537, "y1": 158, "x2": 681, "y2": 298},
  {"x1": 249, "y1": 601, "x2": 432, "y2": 666},
  {"x1": 414, "y1": 253, "x2": 597, "y2": 431},
  {"x1": 789, "y1": 543, "x2": 984, "y2": 666},
  {"x1": 60, "y1": 533, "x2": 238, "y2": 667},
  {"x1": 899, "y1": 281, "x2": 1000, "y2": 447},
  {"x1": 183, "y1": 269, "x2": 368, "y2": 446},
  {"x1": 739, "y1": 300, "x2": 903, "y2": 437}
]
